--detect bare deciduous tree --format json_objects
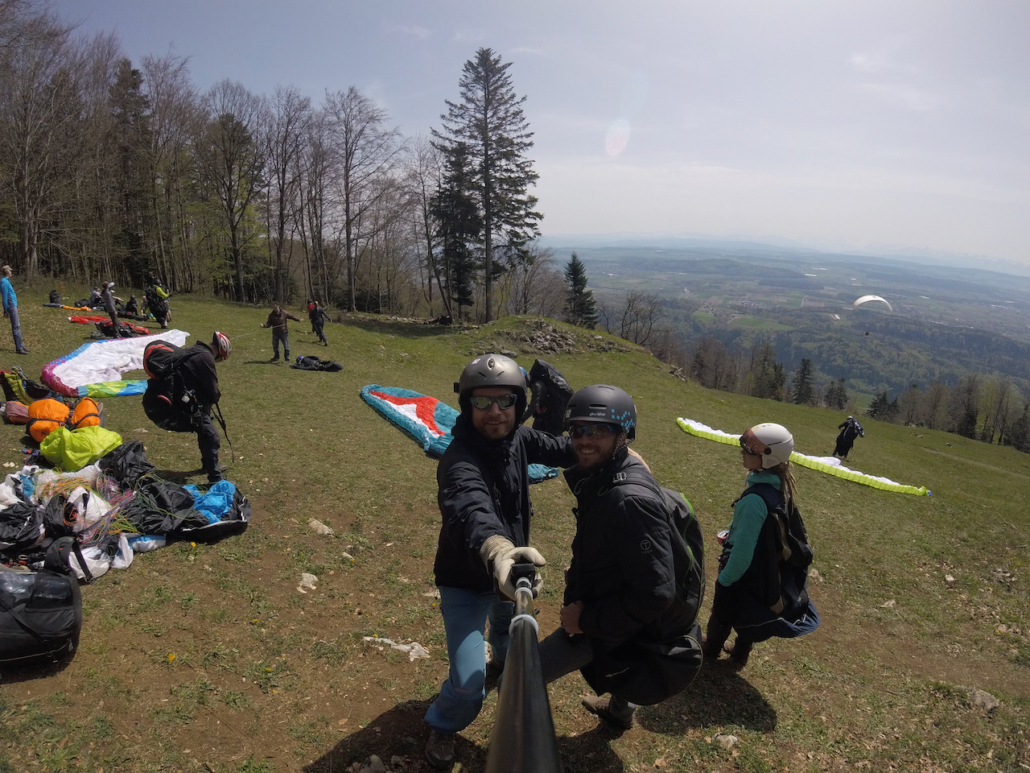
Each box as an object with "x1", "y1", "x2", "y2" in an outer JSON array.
[
  {"x1": 264, "y1": 85, "x2": 311, "y2": 302},
  {"x1": 324, "y1": 86, "x2": 403, "y2": 312},
  {"x1": 194, "y1": 80, "x2": 266, "y2": 302}
]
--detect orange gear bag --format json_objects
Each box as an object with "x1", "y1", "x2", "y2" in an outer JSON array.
[
  {"x1": 69, "y1": 397, "x2": 103, "y2": 429},
  {"x1": 27, "y1": 398, "x2": 71, "y2": 443}
]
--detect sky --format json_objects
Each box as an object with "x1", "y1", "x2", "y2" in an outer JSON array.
[{"x1": 52, "y1": 0, "x2": 1030, "y2": 267}]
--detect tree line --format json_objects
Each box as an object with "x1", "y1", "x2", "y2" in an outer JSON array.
[
  {"x1": 672, "y1": 332, "x2": 1030, "y2": 454},
  {"x1": 0, "y1": 2, "x2": 556, "y2": 320}
]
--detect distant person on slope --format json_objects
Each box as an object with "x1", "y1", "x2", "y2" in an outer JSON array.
[
  {"x1": 703, "y1": 423, "x2": 819, "y2": 669},
  {"x1": 260, "y1": 302, "x2": 301, "y2": 363},
  {"x1": 833, "y1": 415, "x2": 864, "y2": 461},
  {"x1": 101, "y1": 281, "x2": 122, "y2": 337},
  {"x1": 423, "y1": 353, "x2": 575, "y2": 770},
  {"x1": 309, "y1": 301, "x2": 330, "y2": 346},
  {"x1": 1, "y1": 265, "x2": 29, "y2": 354},
  {"x1": 145, "y1": 273, "x2": 171, "y2": 328}
]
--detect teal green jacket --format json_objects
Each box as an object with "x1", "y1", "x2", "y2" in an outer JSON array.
[{"x1": 717, "y1": 471, "x2": 781, "y2": 587}]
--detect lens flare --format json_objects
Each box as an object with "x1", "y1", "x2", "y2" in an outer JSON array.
[{"x1": 606, "y1": 119, "x2": 631, "y2": 156}]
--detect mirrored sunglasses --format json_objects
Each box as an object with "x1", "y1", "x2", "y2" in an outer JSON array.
[
  {"x1": 569, "y1": 423, "x2": 617, "y2": 439},
  {"x1": 470, "y1": 393, "x2": 518, "y2": 410}
]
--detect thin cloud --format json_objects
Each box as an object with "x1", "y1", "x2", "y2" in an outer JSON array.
[
  {"x1": 850, "y1": 49, "x2": 941, "y2": 112},
  {"x1": 388, "y1": 24, "x2": 433, "y2": 41}
]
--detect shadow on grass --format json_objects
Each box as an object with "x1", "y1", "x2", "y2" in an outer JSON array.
[
  {"x1": 151, "y1": 467, "x2": 194, "y2": 484},
  {"x1": 302, "y1": 699, "x2": 485, "y2": 773},
  {"x1": 242, "y1": 359, "x2": 284, "y2": 365},
  {"x1": 303, "y1": 698, "x2": 626, "y2": 773},
  {"x1": 636, "y1": 664, "x2": 777, "y2": 734},
  {"x1": 0, "y1": 652, "x2": 76, "y2": 685},
  {"x1": 557, "y1": 725, "x2": 627, "y2": 773}
]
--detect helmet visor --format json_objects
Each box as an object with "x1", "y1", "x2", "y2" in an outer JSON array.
[{"x1": 739, "y1": 429, "x2": 767, "y2": 457}]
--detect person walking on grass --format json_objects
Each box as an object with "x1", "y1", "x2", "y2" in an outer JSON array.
[
  {"x1": 538, "y1": 385, "x2": 702, "y2": 730},
  {"x1": 101, "y1": 281, "x2": 122, "y2": 337},
  {"x1": 702, "y1": 423, "x2": 819, "y2": 669},
  {"x1": 833, "y1": 415, "x2": 864, "y2": 461},
  {"x1": 260, "y1": 302, "x2": 301, "y2": 363},
  {"x1": 423, "y1": 353, "x2": 575, "y2": 770},
  {"x1": 309, "y1": 301, "x2": 330, "y2": 346},
  {"x1": 1, "y1": 266, "x2": 29, "y2": 355}
]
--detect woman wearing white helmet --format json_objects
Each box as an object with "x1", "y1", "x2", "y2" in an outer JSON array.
[{"x1": 702, "y1": 422, "x2": 819, "y2": 668}]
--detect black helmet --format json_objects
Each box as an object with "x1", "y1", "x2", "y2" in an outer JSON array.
[
  {"x1": 454, "y1": 353, "x2": 528, "y2": 419},
  {"x1": 564, "y1": 384, "x2": 636, "y2": 441}
]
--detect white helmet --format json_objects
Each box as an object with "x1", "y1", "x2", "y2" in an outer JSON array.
[{"x1": 740, "y1": 423, "x2": 794, "y2": 469}]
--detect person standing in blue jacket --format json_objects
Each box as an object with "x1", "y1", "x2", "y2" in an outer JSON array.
[
  {"x1": 1, "y1": 266, "x2": 29, "y2": 355},
  {"x1": 424, "y1": 353, "x2": 575, "y2": 770}
]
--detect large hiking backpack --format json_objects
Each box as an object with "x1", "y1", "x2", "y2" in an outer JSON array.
[
  {"x1": 141, "y1": 340, "x2": 202, "y2": 433},
  {"x1": 608, "y1": 470, "x2": 705, "y2": 624},
  {"x1": 524, "y1": 359, "x2": 574, "y2": 436},
  {"x1": 0, "y1": 538, "x2": 85, "y2": 666},
  {"x1": 582, "y1": 469, "x2": 706, "y2": 705},
  {"x1": 734, "y1": 482, "x2": 814, "y2": 613}
]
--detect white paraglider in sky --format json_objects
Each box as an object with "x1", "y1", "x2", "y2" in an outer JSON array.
[{"x1": 852, "y1": 295, "x2": 893, "y2": 312}]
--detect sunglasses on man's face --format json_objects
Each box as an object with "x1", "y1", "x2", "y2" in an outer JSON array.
[
  {"x1": 569, "y1": 423, "x2": 617, "y2": 439},
  {"x1": 470, "y1": 393, "x2": 518, "y2": 411}
]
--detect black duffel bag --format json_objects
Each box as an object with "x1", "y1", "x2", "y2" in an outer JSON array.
[{"x1": 0, "y1": 538, "x2": 84, "y2": 666}]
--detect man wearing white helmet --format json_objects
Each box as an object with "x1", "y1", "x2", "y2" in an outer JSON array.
[
  {"x1": 424, "y1": 353, "x2": 575, "y2": 770},
  {"x1": 703, "y1": 422, "x2": 819, "y2": 667}
]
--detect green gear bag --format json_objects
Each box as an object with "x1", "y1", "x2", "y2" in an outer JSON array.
[{"x1": 40, "y1": 426, "x2": 123, "y2": 472}]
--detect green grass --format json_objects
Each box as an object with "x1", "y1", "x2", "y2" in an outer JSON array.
[
  {"x1": 728, "y1": 315, "x2": 794, "y2": 331},
  {"x1": 1, "y1": 289, "x2": 1028, "y2": 772}
]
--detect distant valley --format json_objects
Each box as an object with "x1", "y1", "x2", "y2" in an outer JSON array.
[{"x1": 564, "y1": 242, "x2": 1030, "y2": 399}]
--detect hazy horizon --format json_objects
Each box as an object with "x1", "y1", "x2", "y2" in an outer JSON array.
[{"x1": 53, "y1": 0, "x2": 1030, "y2": 266}]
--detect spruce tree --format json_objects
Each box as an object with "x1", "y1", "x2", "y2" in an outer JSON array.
[
  {"x1": 563, "y1": 252, "x2": 598, "y2": 328},
  {"x1": 792, "y1": 358, "x2": 814, "y2": 405},
  {"x1": 825, "y1": 378, "x2": 848, "y2": 410},
  {"x1": 431, "y1": 142, "x2": 481, "y2": 319},
  {"x1": 108, "y1": 58, "x2": 154, "y2": 284},
  {"x1": 434, "y1": 48, "x2": 541, "y2": 322}
]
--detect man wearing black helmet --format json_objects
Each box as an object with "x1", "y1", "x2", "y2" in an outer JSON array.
[
  {"x1": 424, "y1": 353, "x2": 575, "y2": 770},
  {"x1": 537, "y1": 384, "x2": 702, "y2": 730}
]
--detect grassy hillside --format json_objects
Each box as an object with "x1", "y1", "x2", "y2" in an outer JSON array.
[{"x1": 1, "y1": 292, "x2": 1028, "y2": 772}]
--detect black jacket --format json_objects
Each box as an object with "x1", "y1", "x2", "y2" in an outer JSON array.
[
  {"x1": 564, "y1": 447, "x2": 695, "y2": 648},
  {"x1": 177, "y1": 341, "x2": 221, "y2": 408},
  {"x1": 433, "y1": 413, "x2": 574, "y2": 592}
]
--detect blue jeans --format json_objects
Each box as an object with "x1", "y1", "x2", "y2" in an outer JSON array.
[
  {"x1": 272, "y1": 329, "x2": 289, "y2": 360},
  {"x1": 7, "y1": 306, "x2": 24, "y2": 351},
  {"x1": 424, "y1": 586, "x2": 513, "y2": 734}
]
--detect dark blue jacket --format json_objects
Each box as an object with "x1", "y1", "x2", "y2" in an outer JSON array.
[{"x1": 433, "y1": 413, "x2": 574, "y2": 592}]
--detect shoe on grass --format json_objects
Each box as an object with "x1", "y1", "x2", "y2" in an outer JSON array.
[
  {"x1": 581, "y1": 694, "x2": 634, "y2": 730},
  {"x1": 424, "y1": 729, "x2": 455, "y2": 770}
]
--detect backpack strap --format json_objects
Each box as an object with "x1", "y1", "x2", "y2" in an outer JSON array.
[{"x1": 737, "y1": 483, "x2": 796, "y2": 564}]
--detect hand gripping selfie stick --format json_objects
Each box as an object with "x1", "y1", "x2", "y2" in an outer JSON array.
[{"x1": 485, "y1": 562, "x2": 563, "y2": 773}]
